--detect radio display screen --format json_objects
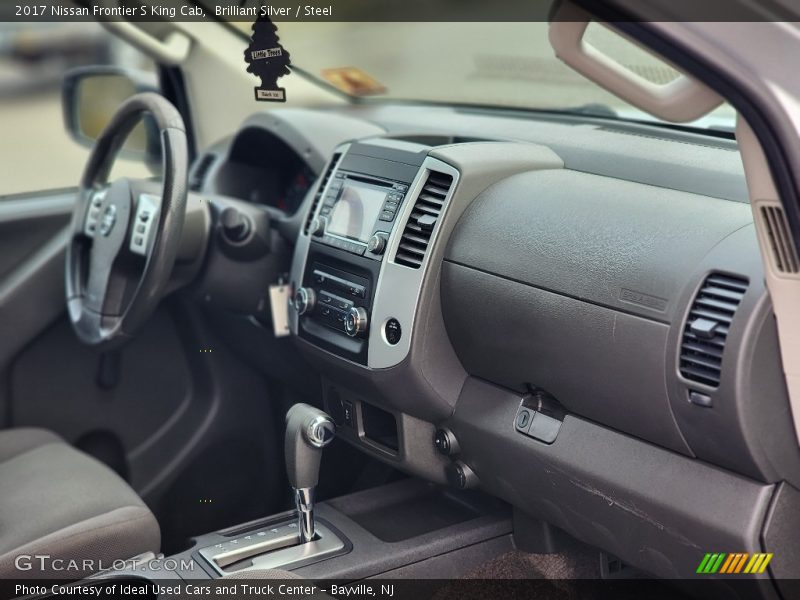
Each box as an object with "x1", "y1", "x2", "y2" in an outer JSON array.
[{"x1": 327, "y1": 181, "x2": 388, "y2": 243}]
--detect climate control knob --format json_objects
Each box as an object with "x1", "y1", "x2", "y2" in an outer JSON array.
[
  {"x1": 293, "y1": 287, "x2": 316, "y2": 316},
  {"x1": 344, "y1": 307, "x2": 368, "y2": 337},
  {"x1": 367, "y1": 232, "x2": 389, "y2": 255}
]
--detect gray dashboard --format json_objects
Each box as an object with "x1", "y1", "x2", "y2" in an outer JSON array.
[{"x1": 191, "y1": 104, "x2": 800, "y2": 582}]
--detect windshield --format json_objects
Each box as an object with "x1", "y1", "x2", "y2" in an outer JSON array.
[{"x1": 225, "y1": 19, "x2": 735, "y2": 131}]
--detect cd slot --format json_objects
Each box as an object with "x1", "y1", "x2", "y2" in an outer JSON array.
[{"x1": 345, "y1": 173, "x2": 397, "y2": 188}]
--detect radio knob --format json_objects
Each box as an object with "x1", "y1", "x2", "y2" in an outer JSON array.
[
  {"x1": 309, "y1": 217, "x2": 326, "y2": 237},
  {"x1": 344, "y1": 307, "x2": 368, "y2": 337},
  {"x1": 293, "y1": 287, "x2": 316, "y2": 316},
  {"x1": 367, "y1": 232, "x2": 389, "y2": 255}
]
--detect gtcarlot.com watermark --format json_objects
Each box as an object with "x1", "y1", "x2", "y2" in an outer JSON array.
[{"x1": 14, "y1": 553, "x2": 194, "y2": 573}]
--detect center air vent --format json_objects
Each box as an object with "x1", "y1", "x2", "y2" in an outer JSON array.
[
  {"x1": 679, "y1": 273, "x2": 748, "y2": 388},
  {"x1": 394, "y1": 171, "x2": 453, "y2": 269},
  {"x1": 303, "y1": 153, "x2": 340, "y2": 235}
]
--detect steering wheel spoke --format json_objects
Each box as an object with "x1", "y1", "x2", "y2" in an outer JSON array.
[{"x1": 84, "y1": 247, "x2": 119, "y2": 315}]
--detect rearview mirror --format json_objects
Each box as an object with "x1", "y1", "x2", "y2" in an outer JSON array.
[{"x1": 62, "y1": 67, "x2": 162, "y2": 167}]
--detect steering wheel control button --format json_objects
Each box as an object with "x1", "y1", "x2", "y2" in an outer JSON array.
[
  {"x1": 515, "y1": 408, "x2": 533, "y2": 432},
  {"x1": 385, "y1": 318, "x2": 402, "y2": 345},
  {"x1": 293, "y1": 287, "x2": 316, "y2": 316},
  {"x1": 344, "y1": 307, "x2": 368, "y2": 337},
  {"x1": 83, "y1": 189, "x2": 108, "y2": 237},
  {"x1": 129, "y1": 194, "x2": 159, "y2": 256},
  {"x1": 434, "y1": 428, "x2": 460, "y2": 456},
  {"x1": 98, "y1": 205, "x2": 118, "y2": 237}
]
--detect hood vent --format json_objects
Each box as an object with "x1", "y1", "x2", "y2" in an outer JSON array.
[
  {"x1": 189, "y1": 154, "x2": 216, "y2": 191},
  {"x1": 303, "y1": 153, "x2": 340, "y2": 235},
  {"x1": 679, "y1": 273, "x2": 748, "y2": 388},
  {"x1": 394, "y1": 171, "x2": 453, "y2": 269},
  {"x1": 760, "y1": 204, "x2": 800, "y2": 274}
]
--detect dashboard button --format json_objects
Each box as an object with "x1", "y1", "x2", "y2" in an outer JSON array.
[
  {"x1": 367, "y1": 233, "x2": 389, "y2": 255},
  {"x1": 528, "y1": 412, "x2": 561, "y2": 444},
  {"x1": 446, "y1": 462, "x2": 478, "y2": 490},
  {"x1": 379, "y1": 211, "x2": 395, "y2": 222},
  {"x1": 689, "y1": 390, "x2": 713, "y2": 407},
  {"x1": 293, "y1": 287, "x2": 316, "y2": 316},
  {"x1": 309, "y1": 217, "x2": 326, "y2": 237},
  {"x1": 344, "y1": 307, "x2": 368, "y2": 337},
  {"x1": 345, "y1": 284, "x2": 366, "y2": 298},
  {"x1": 434, "y1": 428, "x2": 459, "y2": 456},
  {"x1": 343, "y1": 400, "x2": 355, "y2": 427},
  {"x1": 334, "y1": 297, "x2": 351, "y2": 311},
  {"x1": 385, "y1": 318, "x2": 402, "y2": 345},
  {"x1": 515, "y1": 408, "x2": 532, "y2": 432}
]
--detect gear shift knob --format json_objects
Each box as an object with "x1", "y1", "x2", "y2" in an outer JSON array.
[{"x1": 285, "y1": 404, "x2": 335, "y2": 542}]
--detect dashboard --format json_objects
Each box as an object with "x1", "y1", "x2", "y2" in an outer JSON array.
[{"x1": 188, "y1": 105, "x2": 800, "y2": 581}]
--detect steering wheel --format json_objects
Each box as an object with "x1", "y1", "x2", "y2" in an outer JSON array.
[{"x1": 65, "y1": 93, "x2": 188, "y2": 347}]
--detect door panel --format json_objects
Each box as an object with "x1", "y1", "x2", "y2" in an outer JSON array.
[
  {"x1": 0, "y1": 192, "x2": 73, "y2": 409},
  {"x1": 0, "y1": 192, "x2": 287, "y2": 550}
]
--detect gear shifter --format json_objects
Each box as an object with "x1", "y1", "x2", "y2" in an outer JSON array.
[{"x1": 285, "y1": 403, "x2": 336, "y2": 543}]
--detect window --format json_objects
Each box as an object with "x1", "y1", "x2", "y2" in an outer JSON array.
[{"x1": 0, "y1": 22, "x2": 154, "y2": 197}]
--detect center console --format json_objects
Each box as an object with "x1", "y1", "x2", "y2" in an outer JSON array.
[
  {"x1": 82, "y1": 404, "x2": 510, "y2": 584},
  {"x1": 289, "y1": 140, "x2": 458, "y2": 369}
]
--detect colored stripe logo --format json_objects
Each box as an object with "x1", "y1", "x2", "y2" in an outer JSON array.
[{"x1": 697, "y1": 553, "x2": 773, "y2": 574}]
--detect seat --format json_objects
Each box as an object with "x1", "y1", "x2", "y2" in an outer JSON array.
[{"x1": 0, "y1": 428, "x2": 160, "y2": 578}]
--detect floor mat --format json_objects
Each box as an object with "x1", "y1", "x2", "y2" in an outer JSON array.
[{"x1": 461, "y1": 548, "x2": 601, "y2": 579}]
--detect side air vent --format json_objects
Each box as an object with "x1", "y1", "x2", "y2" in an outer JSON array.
[
  {"x1": 189, "y1": 154, "x2": 216, "y2": 191},
  {"x1": 303, "y1": 153, "x2": 340, "y2": 235},
  {"x1": 679, "y1": 273, "x2": 748, "y2": 388},
  {"x1": 760, "y1": 204, "x2": 800, "y2": 274},
  {"x1": 394, "y1": 171, "x2": 454, "y2": 269}
]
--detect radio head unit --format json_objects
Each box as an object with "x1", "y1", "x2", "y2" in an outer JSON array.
[
  {"x1": 290, "y1": 140, "x2": 458, "y2": 368},
  {"x1": 309, "y1": 171, "x2": 409, "y2": 259}
]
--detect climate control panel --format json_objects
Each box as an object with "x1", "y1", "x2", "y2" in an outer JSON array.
[{"x1": 294, "y1": 254, "x2": 378, "y2": 364}]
